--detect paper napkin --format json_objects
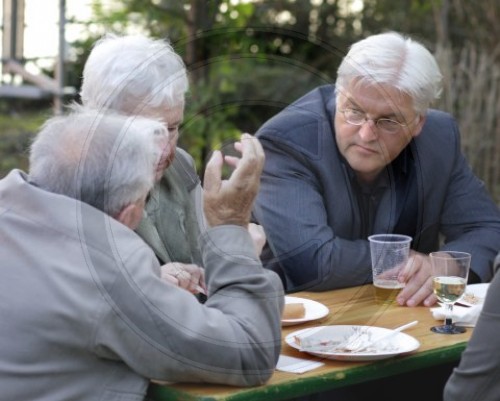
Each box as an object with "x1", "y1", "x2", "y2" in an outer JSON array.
[
  {"x1": 276, "y1": 355, "x2": 325, "y2": 374},
  {"x1": 430, "y1": 304, "x2": 482, "y2": 327}
]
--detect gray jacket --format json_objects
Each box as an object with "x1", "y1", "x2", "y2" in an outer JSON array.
[
  {"x1": 0, "y1": 170, "x2": 284, "y2": 401},
  {"x1": 254, "y1": 85, "x2": 500, "y2": 292},
  {"x1": 444, "y1": 252, "x2": 500, "y2": 400}
]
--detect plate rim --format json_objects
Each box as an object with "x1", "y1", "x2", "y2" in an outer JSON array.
[{"x1": 285, "y1": 324, "x2": 420, "y2": 360}]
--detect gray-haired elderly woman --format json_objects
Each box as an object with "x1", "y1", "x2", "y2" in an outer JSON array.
[{"x1": 80, "y1": 34, "x2": 266, "y2": 295}]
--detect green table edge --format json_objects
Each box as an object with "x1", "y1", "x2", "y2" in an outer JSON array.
[{"x1": 146, "y1": 341, "x2": 466, "y2": 401}]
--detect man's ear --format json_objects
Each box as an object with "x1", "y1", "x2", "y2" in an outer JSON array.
[
  {"x1": 115, "y1": 204, "x2": 140, "y2": 229},
  {"x1": 412, "y1": 114, "x2": 427, "y2": 138}
]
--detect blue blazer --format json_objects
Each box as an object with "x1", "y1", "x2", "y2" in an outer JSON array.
[{"x1": 254, "y1": 85, "x2": 500, "y2": 292}]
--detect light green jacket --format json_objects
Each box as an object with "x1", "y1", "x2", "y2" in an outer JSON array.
[{"x1": 136, "y1": 148, "x2": 203, "y2": 266}]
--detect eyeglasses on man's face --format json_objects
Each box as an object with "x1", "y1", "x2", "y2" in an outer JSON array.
[{"x1": 339, "y1": 108, "x2": 416, "y2": 134}]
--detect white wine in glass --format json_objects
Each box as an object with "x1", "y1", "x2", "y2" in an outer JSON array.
[
  {"x1": 430, "y1": 251, "x2": 471, "y2": 334},
  {"x1": 433, "y1": 276, "x2": 467, "y2": 303}
]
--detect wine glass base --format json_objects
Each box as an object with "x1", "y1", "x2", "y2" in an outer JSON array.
[{"x1": 431, "y1": 324, "x2": 466, "y2": 334}]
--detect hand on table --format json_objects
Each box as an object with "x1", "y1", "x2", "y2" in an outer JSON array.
[
  {"x1": 161, "y1": 262, "x2": 206, "y2": 295},
  {"x1": 396, "y1": 251, "x2": 438, "y2": 307}
]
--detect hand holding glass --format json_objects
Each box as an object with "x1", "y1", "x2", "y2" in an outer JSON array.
[{"x1": 430, "y1": 251, "x2": 471, "y2": 334}]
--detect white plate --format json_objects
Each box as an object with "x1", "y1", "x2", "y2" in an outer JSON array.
[
  {"x1": 285, "y1": 325, "x2": 420, "y2": 361},
  {"x1": 281, "y1": 296, "x2": 329, "y2": 326},
  {"x1": 460, "y1": 283, "x2": 490, "y2": 307}
]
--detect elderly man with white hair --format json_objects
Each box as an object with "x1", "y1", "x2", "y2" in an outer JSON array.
[
  {"x1": 253, "y1": 31, "x2": 500, "y2": 306},
  {"x1": 0, "y1": 109, "x2": 283, "y2": 400}
]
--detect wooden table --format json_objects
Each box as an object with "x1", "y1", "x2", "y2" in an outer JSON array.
[{"x1": 147, "y1": 284, "x2": 470, "y2": 401}]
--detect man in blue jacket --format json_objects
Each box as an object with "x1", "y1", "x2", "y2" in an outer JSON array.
[{"x1": 254, "y1": 31, "x2": 500, "y2": 307}]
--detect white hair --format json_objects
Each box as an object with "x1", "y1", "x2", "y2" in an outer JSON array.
[
  {"x1": 80, "y1": 34, "x2": 189, "y2": 114},
  {"x1": 335, "y1": 31, "x2": 443, "y2": 114},
  {"x1": 29, "y1": 109, "x2": 167, "y2": 216}
]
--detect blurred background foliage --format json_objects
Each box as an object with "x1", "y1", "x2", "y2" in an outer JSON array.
[{"x1": 1, "y1": 0, "x2": 499, "y2": 203}]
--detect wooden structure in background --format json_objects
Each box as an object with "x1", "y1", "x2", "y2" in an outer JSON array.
[{"x1": 0, "y1": 0, "x2": 72, "y2": 113}]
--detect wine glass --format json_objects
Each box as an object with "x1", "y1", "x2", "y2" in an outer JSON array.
[{"x1": 430, "y1": 251, "x2": 471, "y2": 334}]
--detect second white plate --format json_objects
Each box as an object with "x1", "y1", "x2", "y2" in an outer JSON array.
[
  {"x1": 281, "y1": 296, "x2": 329, "y2": 326},
  {"x1": 286, "y1": 325, "x2": 420, "y2": 361},
  {"x1": 460, "y1": 283, "x2": 490, "y2": 307}
]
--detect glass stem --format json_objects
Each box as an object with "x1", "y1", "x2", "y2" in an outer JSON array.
[{"x1": 445, "y1": 303, "x2": 453, "y2": 326}]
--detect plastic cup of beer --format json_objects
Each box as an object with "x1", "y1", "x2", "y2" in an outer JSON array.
[{"x1": 368, "y1": 234, "x2": 412, "y2": 304}]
